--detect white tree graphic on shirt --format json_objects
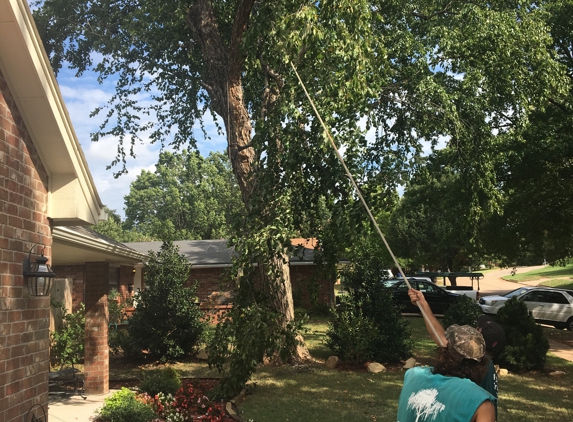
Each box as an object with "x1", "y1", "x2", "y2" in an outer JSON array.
[{"x1": 407, "y1": 388, "x2": 445, "y2": 421}]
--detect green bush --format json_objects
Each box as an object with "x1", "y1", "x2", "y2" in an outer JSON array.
[
  {"x1": 108, "y1": 288, "x2": 133, "y2": 326},
  {"x1": 326, "y1": 262, "x2": 412, "y2": 363},
  {"x1": 97, "y1": 388, "x2": 155, "y2": 422},
  {"x1": 50, "y1": 303, "x2": 85, "y2": 365},
  {"x1": 495, "y1": 297, "x2": 549, "y2": 371},
  {"x1": 326, "y1": 304, "x2": 380, "y2": 362},
  {"x1": 108, "y1": 329, "x2": 142, "y2": 358},
  {"x1": 442, "y1": 295, "x2": 483, "y2": 329},
  {"x1": 139, "y1": 367, "x2": 181, "y2": 397},
  {"x1": 127, "y1": 241, "x2": 206, "y2": 362}
]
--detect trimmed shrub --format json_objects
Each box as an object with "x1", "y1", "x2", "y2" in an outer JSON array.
[
  {"x1": 128, "y1": 241, "x2": 205, "y2": 362},
  {"x1": 139, "y1": 367, "x2": 181, "y2": 397},
  {"x1": 442, "y1": 295, "x2": 483, "y2": 329},
  {"x1": 326, "y1": 263, "x2": 412, "y2": 363},
  {"x1": 495, "y1": 297, "x2": 549, "y2": 371},
  {"x1": 97, "y1": 388, "x2": 155, "y2": 422}
]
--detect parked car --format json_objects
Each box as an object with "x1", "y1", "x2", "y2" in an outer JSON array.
[
  {"x1": 518, "y1": 288, "x2": 573, "y2": 330},
  {"x1": 383, "y1": 278, "x2": 460, "y2": 315},
  {"x1": 479, "y1": 286, "x2": 536, "y2": 315}
]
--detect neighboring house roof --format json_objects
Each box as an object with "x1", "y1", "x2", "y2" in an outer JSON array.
[
  {"x1": 124, "y1": 239, "x2": 317, "y2": 268},
  {"x1": 0, "y1": 0, "x2": 105, "y2": 225},
  {"x1": 53, "y1": 226, "x2": 147, "y2": 266}
]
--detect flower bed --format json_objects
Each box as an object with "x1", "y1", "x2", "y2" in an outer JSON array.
[{"x1": 100, "y1": 379, "x2": 237, "y2": 422}]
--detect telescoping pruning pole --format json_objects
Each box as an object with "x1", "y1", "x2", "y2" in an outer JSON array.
[{"x1": 290, "y1": 61, "x2": 445, "y2": 347}]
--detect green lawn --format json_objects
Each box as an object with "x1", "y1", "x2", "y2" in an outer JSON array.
[
  {"x1": 502, "y1": 263, "x2": 573, "y2": 289},
  {"x1": 107, "y1": 315, "x2": 573, "y2": 422},
  {"x1": 239, "y1": 316, "x2": 573, "y2": 422}
]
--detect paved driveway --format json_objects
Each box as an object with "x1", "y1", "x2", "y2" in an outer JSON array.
[{"x1": 478, "y1": 265, "x2": 547, "y2": 296}]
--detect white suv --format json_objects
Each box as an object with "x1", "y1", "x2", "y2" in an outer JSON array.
[
  {"x1": 479, "y1": 286, "x2": 535, "y2": 315},
  {"x1": 518, "y1": 288, "x2": 573, "y2": 330}
]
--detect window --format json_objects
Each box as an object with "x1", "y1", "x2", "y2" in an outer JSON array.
[
  {"x1": 545, "y1": 291, "x2": 569, "y2": 305},
  {"x1": 521, "y1": 291, "x2": 545, "y2": 302}
]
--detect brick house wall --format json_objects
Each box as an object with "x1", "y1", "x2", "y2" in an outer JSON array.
[
  {"x1": 0, "y1": 68, "x2": 52, "y2": 422},
  {"x1": 190, "y1": 267, "x2": 233, "y2": 300},
  {"x1": 290, "y1": 265, "x2": 334, "y2": 308},
  {"x1": 118, "y1": 265, "x2": 136, "y2": 299},
  {"x1": 187, "y1": 265, "x2": 333, "y2": 309},
  {"x1": 53, "y1": 264, "x2": 137, "y2": 309}
]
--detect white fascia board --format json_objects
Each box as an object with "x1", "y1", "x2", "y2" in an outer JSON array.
[
  {"x1": 53, "y1": 226, "x2": 148, "y2": 262},
  {"x1": 0, "y1": 0, "x2": 105, "y2": 225}
]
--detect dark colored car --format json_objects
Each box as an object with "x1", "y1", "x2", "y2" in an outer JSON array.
[{"x1": 383, "y1": 278, "x2": 460, "y2": 315}]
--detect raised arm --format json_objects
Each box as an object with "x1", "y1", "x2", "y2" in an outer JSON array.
[{"x1": 408, "y1": 288, "x2": 447, "y2": 347}]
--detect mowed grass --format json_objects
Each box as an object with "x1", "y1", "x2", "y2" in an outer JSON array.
[
  {"x1": 239, "y1": 316, "x2": 573, "y2": 422},
  {"x1": 503, "y1": 263, "x2": 573, "y2": 289},
  {"x1": 107, "y1": 314, "x2": 573, "y2": 422}
]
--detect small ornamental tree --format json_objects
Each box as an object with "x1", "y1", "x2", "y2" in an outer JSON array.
[
  {"x1": 127, "y1": 241, "x2": 205, "y2": 362},
  {"x1": 495, "y1": 297, "x2": 549, "y2": 371}
]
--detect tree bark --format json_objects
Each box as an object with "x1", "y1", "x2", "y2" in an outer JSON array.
[{"x1": 187, "y1": 0, "x2": 308, "y2": 361}]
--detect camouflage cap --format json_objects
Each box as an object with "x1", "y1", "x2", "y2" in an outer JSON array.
[{"x1": 444, "y1": 324, "x2": 486, "y2": 361}]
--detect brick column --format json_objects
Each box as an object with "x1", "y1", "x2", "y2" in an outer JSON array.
[{"x1": 84, "y1": 262, "x2": 109, "y2": 394}]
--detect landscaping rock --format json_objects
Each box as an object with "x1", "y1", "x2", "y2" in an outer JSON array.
[
  {"x1": 550, "y1": 371, "x2": 566, "y2": 377},
  {"x1": 325, "y1": 356, "x2": 339, "y2": 369},
  {"x1": 367, "y1": 362, "x2": 386, "y2": 373},
  {"x1": 403, "y1": 357, "x2": 417, "y2": 369},
  {"x1": 498, "y1": 368, "x2": 509, "y2": 376}
]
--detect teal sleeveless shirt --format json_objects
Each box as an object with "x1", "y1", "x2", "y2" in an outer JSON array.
[{"x1": 397, "y1": 367, "x2": 496, "y2": 422}]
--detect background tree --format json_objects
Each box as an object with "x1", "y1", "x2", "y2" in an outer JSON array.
[
  {"x1": 479, "y1": 1, "x2": 573, "y2": 265},
  {"x1": 124, "y1": 150, "x2": 244, "y2": 240},
  {"x1": 92, "y1": 208, "x2": 156, "y2": 243},
  {"x1": 387, "y1": 150, "x2": 483, "y2": 273}
]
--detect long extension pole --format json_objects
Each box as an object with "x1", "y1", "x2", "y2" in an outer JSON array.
[{"x1": 290, "y1": 62, "x2": 444, "y2": 346}]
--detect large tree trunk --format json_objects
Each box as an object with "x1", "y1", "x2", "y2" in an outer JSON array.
[{"x1": 187, "y1": 0, "x2": 309, "y2": 361}]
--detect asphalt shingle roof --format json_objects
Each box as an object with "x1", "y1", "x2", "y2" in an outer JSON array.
[{"x1": 124, "y1": 239, "x2": 317, "y2": 266}]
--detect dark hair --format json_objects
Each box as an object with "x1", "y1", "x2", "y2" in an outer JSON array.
[{"x1": 432, "y1": 346, "x2": 489, "y2": 384}]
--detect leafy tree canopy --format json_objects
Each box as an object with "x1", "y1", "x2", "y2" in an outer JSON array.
[
  {"x1": 92, "y1": 207, "x2": 157, "y2": 243},
  {"x1": 123, "y1": 150, "x2": 244, "y2": 240}
]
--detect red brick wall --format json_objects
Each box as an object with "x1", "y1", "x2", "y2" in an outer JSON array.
[
  {"x1": 186, "y1": 265, "x2": 333, "y2": 309},
  {"x1": 84, "y1": 262, "x2": 109, "y2": 394},
  {"x1": 0, "y1": 69, "x2": 52, "y2": 422},
  {"x1": 189, "y1": 267, "x2": 233, "y2": 301},
  {"x1": 118, "y1": 265, "x2": 135, "y2": 300},
  {"x1": 290, "y1": 265, "x2": 334, "y2": 308}
]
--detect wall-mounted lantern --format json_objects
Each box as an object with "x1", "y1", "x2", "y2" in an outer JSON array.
[{"x1": 22, "y1": 245, "x2": 56, "y2": 296}]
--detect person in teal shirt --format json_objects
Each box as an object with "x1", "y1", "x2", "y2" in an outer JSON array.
[
  {"x1": 398, "y1": 291, "x2": 497, "y2": 422},
  {"x1": 408, "y1": 289, "x2": 503, "y2": 412}
]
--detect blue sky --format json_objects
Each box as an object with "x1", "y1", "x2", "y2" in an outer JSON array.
[{"x1": 56, "y1": 68, "x2": 228, "y2": 219}]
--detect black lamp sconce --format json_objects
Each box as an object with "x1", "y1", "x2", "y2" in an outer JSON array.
[{"x1": 22, "y1": 244, "x2": 57, "y2": 296}]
